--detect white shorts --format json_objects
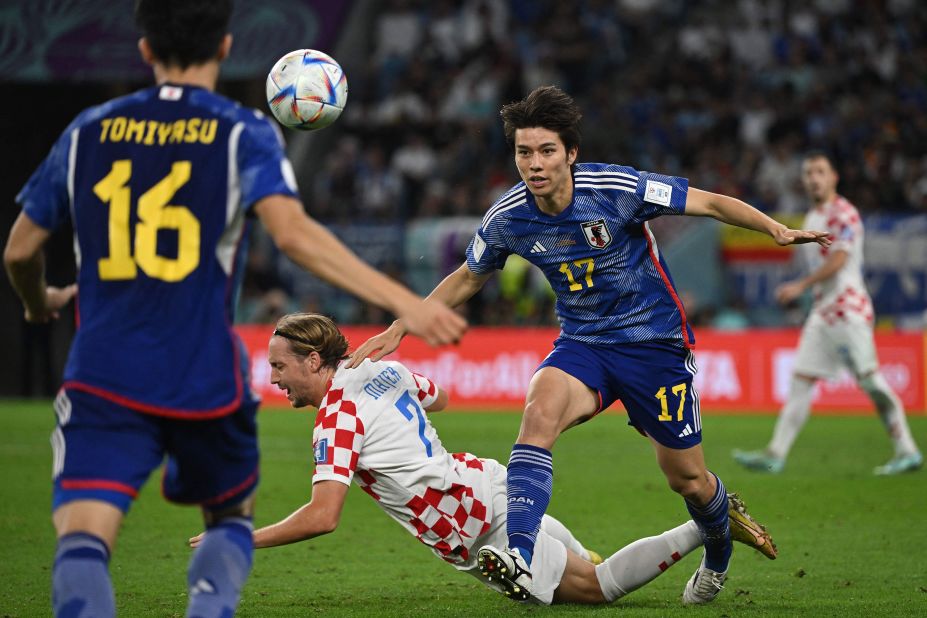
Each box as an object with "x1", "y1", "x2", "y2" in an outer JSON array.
[
  {"x1": 792, "y1": 314, "x2": 879, "y2": 379},
  {"x1": 454, "y1": 458, "x2": 568, "y2": 605}
]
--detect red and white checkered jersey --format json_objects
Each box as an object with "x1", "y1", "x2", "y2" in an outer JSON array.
[
  {"x1": 801, "y1": 195, "x2": 873, "y2": 325},
  {"x1": 311, "y1": 359, "x2": 494, "y2": 564}
]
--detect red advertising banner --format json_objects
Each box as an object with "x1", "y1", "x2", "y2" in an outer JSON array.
[{"x1": 236, "y1": 326, "x2": 926, "y2": 414}]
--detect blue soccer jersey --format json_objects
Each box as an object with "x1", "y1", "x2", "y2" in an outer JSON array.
[
  {"x1": 466, "y1": 163, "x2": 694, "y2": 346},
  {"x1": 17, "y1": 83, "x2": 299, "y2": 417}
]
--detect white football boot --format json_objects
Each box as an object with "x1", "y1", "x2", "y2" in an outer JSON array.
[
  {"x1": 476, "y1": 545, "x2": 532, "y2": 601},
  {"x1": 682, "y1": 553, "x2": 727, "y2": 605}
]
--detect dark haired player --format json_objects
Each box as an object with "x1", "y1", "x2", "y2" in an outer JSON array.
[
  {"x1": 4, "y1": 1, "x2": 463, "y2": 616},
  {"x1": 351, "y1": 85, "x2": 827, "y2": 605}
]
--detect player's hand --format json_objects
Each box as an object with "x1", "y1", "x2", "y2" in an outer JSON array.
[
  {"x1": 772, "y1": 228, "x2": 831, "y2": 247},
  {"x1": 188, "y1": 532, "x2": 205, "y2": 548},
  {"x1": 24, "y1": 284, "x2": 77, "y2": 323},
  {"x1": 775, "y1": 280, "x2": 806, "y2": 305},
  {"x1": 396, "y1": 298, "x2": 466, "y2": 348},
  {"x1": 347, "y1": 321, "x2": 408, "y2": 368}
]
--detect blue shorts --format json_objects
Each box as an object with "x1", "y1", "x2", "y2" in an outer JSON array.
[
  {"x1": 538, "y1": 338, "x2": 702, "y2": 449},
  {"x1": 51, "y1": 388, "x2": 259, "y2": 513}
]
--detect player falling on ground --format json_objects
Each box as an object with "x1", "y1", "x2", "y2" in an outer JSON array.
[
  {"x1": 733, "y1": 152, "x2": 922, "y2": 476},
  {"x1": 2, "y1": 2, "x2": 464, "y2": 616},
  {"x1": 190, "y1": 313, "x2": 777, "y2": 606},
  {"x1": 350, "y1": 85, "x2": 827, "y2": 604}
]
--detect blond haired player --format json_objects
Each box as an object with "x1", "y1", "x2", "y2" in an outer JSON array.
[
  {"x1": 192, "y1": 313, "x2": 777, "y2": 606},
  {"x1": 734, "y1": 152, "x2": 922, "y2": 475}
]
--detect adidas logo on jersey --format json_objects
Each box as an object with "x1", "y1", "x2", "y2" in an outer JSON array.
[
  {"x1": 529, "y1": 241, "x2": 547, "y2": 253},
  {"x1": 678, "y1": 423, "x2": 694, "y2": 438}
]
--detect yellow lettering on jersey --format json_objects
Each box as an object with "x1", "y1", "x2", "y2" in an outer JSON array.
[
  {"x1": 170, "y1": 120, "x2": 185, "y2": 143},
  {"x1": 99, "y1": 117, "x2": 219, "y2": 146},
  {"x1": 198, "y1": 119, "x2": 217, "y2": 144},
  {"x1": 99, "y1": 118, "x2": 113, "y2": 142},
  {"x1": 125, "y1": 118, "x2": 146, "y2": 143},
  {"x1": 157, "y1": 121, "x2": 171, "y2": 145},
  {"x1": 184, "y1": 118, "x2": 201, "y2": 143},
  {"x1": 144, "y1": 120, "x2": 158, "y2": 145},
  {"x1": 109, "y1": 117, "x2": 126, "y2": 142}
]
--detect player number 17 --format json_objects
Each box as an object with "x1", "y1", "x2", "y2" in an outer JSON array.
[
  {"x1": 654, "y1": 383, "x2": 687, "y2": 422},
  {"x1": 558, "y1": 258, "x2": 595, "y2": 292}
]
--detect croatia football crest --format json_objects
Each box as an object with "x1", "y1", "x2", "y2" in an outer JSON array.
[{"x1": 581, "y1": 219, "x2": 612, "y2": 249}]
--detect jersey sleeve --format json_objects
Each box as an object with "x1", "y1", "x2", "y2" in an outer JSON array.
[
  {"x1": 465, "y1": 226, "x2": 509, "y2": 274},
  {"x1": 631, "y1": 169, "x2": 689, "y2": 222},
  {"x1": 312, "y1": 390, "x2": 365, "y2": 486},
  {"x1": 828, "y1": 206, "x2": 860, "y2": 254},
  {"x1": 17, "y1": 127, "x2": 75, "y2": 231},
  {"x1": 410, "y1": 371, "x2": 440, "y2": 409},
  {"x1": 236, "y1": 113, "x2": 300, "y2": 212}
]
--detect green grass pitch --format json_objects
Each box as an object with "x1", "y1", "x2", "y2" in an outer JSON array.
[{"x1": 1, "y1": 401, "x2": 925, "y2": 617}]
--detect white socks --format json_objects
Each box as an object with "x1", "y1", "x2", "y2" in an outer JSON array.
[
  {"x1": 594, "y1": 521, "x2": 702, "y2": 603},
  {"x1": 859, "y1": 371, "x2": 920, "y2": 456},
  {"x1": 767, "y1": 376, "x2": 816, "y2": 459},
  {"x1": 540, "y1": 514, "x2": 592, "y2": 561}
]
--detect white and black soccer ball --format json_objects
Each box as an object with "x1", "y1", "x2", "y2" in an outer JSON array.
[{"x1": 265, "y1": 49, "x2": 348, "y2": 131}]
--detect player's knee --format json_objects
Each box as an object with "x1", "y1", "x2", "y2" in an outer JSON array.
[
  {"x1": 666, "y1": 470, "x2": 706, "y2": 500},
  {"x1": 519, "y1": 400, "x2": 564, "y2": 443}
]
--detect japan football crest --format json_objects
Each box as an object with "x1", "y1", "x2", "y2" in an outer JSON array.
[{"x1": 581, "y1": 219, "x2": 612, "y2": 249}]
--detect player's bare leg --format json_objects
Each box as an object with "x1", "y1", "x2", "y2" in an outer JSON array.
[
  {"x1": 858, "y1": 369, "x2": 923, "y2": 475},
  {"x1": 487, "y1": 368, "x2": 598, "y2": 599},
  {"x1": 734, "y1": 373, "x2": 816, "y2": 473},
  {"x1": 52, "y1": 500, "x2": 124, "y2": 617},
  {"x1": 652, "y1": 441, "x2": 732, "y2": 604}
]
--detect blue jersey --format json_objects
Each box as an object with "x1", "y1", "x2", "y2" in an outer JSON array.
[
  {"x1": 466, "y1": 163, "x2": 694, "y2": 347},
  {"x1": 17, "y1": 83, "x2": 298, "y2": 417}
]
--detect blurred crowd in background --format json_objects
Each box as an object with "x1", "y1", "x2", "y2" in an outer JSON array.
[{"x1": 240, "y1": 0, "x2": 927, "y2": 329}]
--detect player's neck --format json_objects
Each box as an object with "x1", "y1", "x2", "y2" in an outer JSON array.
[
  {"x1": 534, "y1": 178, "x2": 574, "y2": 215},
  {"x1": 812, "y1": 191, "x2": 836, "y2": 210},
  {"x1": 152, "y1": 62, "x2": 220, "y2": 91}
]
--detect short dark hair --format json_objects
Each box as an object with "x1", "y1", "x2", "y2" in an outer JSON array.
[
  {"x1": 802, "y1": 150, "x2": 838, "y2": 170},
  {"x1": 135, "y1": 0, "x2": 232, "y2": 69},
  {"x1": 500, "y1": 85, "x2": 583, "y2": 153}
]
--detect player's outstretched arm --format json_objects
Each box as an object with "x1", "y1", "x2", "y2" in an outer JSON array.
[
  {"x1": 424, "y1": 387, "x2": 449, "y2": 413},
  {"x1": 255, "y1": 196, "x2": 466, "y2": 346},
  {"x1": 776, "y1": 249, "x2": 848, "y2": 305},
  {"x1": 347, "y1": 263, "x2": 491, "y2": 367},
  {"x1": 684, "y1": 188, "x2": 831, "y2": 247},
  {"x1": 188, "y1": 481, "x2": 349, "y2": 550},
  {"x1": 4, "y1": 212, "x2": 77, "y2": 323}
]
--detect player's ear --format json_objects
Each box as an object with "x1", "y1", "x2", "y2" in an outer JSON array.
[
  {"x1": 138, "y1": 37, "x2": 155, "y2": 66},
  {"x1": 567, "y1": 146, "x2": 578, "y2": 165},
  {"x1": 216, "y1": 34, "x2": 233, "y2": 62}
]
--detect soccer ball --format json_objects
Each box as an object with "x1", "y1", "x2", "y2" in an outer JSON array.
[{"x1": 265, "y1": 49, "x2": 348, "y2": 131}]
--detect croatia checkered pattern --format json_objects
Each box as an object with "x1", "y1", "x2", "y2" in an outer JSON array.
[
  {"x1": 312, "y1": 360, "x2": 494, "y2": 564},
  {"x1": 801, "y1": 195, "x2": 873, "y2": 324}
]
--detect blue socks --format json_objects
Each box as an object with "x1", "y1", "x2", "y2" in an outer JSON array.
[
  {"x1": 685, "y1": 472, "x2": 732, "y2": 572},
  {"x1": 506, "y1": 444, "x2": 553, "y2": 566},
  {"x1": 53, "y1": 532, "x2": 115, "y2": 618},
  {"x1": 186, "y1": 517, "x2": 254, "y2": 618}
]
